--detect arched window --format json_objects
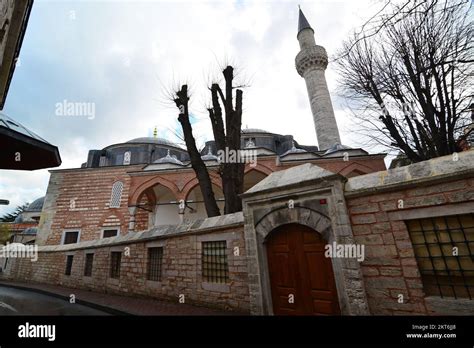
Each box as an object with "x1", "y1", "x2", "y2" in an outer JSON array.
[
  {"x1": 123, "y1": 151, "x2": 131, "y2": 165},
  {"x1": 110, "y1": 181, "x2": 124, "y2": 208}
]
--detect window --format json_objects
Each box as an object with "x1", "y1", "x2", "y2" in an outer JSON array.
[
  {"x1": 147, "y1": 247, "x2": 163, "y2": 281},
  {"x1": 123, "y1": 151, "x2": 131, "y2": 165},
  {"x1": 65, "y1": 255, "x2": 74, "y2": 276},
  {"x1": 202, "y1": 241, "x2": 228, "y2": 283},
  {"x1": 110, "y1": 252, "x2": 122, "y2": 279},
  {"x1": 63, "y1": 231, "x2": 79, "y2": 245},
  {"x1": 109, "y1": 181, "x2": 123, "y2": 208},
  {"x1": 102, "y1": 229, "x2": 119, "y2": 239},
  {"x1": 84, "y1": 253, "x2": 94, "y2": 277},
  {"x1": 407, "y1": 214, "x2": 474, "y2": 299},
  {"x1": 99, "y1": 156, "x2": 107, "y2": 167}
]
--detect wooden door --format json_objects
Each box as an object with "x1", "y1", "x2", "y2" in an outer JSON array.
[{"x1": 266, "y1": 223, "x2": 340, "y2": 315}]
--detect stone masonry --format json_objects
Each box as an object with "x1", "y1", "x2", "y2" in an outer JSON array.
[{"x1": 4, "y1": 213, "x2": 249, "y2": 313}]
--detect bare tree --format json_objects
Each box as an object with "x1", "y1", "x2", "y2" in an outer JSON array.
[
  {"x1": 173, "y1": 66, "x2": 244, "y2": 217},
  {"x1": 336, "y1": 0, "x2": 473, "y2": 162}
]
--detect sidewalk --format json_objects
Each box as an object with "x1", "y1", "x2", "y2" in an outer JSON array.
[{"x1": 0, "y1": 280, "x2": 239, "y2": 315}]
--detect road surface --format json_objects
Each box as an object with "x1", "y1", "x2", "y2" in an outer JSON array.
[{"x1": 0, "y1": 285, "x2": 109, "y2": 315}]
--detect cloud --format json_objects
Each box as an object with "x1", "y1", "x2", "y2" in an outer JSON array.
[{"x1": 0, "y1": 0, "x2": 390, "y2": 216}]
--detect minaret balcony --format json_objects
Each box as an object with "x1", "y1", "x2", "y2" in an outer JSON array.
[{"x1": 295, "y1": 45, "x2": 329, "y2": 76}]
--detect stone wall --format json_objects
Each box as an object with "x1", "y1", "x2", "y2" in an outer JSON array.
[
  {"x1": 5, "y1": 214, "x2": 250, "y2": 313},
  {"x1": 346, "y1": 150, "x2": 474, "y2": 315}
]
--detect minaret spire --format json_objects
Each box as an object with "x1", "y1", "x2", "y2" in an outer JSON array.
[
  {"x1": 297, "y1": 8, "x2": 313, "y2": 36},
  {"x1": 295, "y1": 7, "x2": 341, "y2": 150}
]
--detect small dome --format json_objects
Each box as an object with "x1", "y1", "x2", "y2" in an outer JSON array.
[
  {"x1": 153, "y1": 149, "x2": 184, "y2": 165},
  {"x1": 25, "y1": 196, "x2": 45, "y2": 212},
  {"x1": 324, "y1": 143, "x2": 352, "y2": 155},
  {"x1": 281, "y1": 141, "x2": 307, "y2": 156},
  {"x1": 13, "y1": 214, "x2": 24, "y2": 223},
  {"x1": 201, "y1": 147, "x2": 218, "y2": 161},
  {"x1": 21, "y1": 227, "x2": 38, "y2": 235}
]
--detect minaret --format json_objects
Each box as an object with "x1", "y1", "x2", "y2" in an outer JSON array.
[{"x1": 295, "y1": 8, "x2": 341, "y2": 150}]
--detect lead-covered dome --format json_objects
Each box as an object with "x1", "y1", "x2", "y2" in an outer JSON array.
[
  {"x1": 25, "y1": 196, "x2": 45, "y2": 212},
  {"x1": 126, "y1": 137, "x2": 183, "y2": 148}
]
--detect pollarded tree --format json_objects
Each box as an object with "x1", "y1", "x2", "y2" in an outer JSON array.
[{"x1": 173, "y1": 66, "x2": 244, "y2": 217}]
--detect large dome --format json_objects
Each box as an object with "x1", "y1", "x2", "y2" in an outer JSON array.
[
  {"x1": 126, "y1": 137, "x2": 182, "y2": 148},
  {"x1": 242, "y1": 128, "x2": 270, "y2": 134}
]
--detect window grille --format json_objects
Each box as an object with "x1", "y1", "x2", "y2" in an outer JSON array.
[
  {"x1": 110, "y1": 252, "x2": 122, "y2": 279},
  {"x1": 109, "y1": 181, "x2": 123, "y2": 208},
  {"x1": 147, "y1": 247, "x2": 163, "y2": 281},
  {"x1": 406, "y1": 214, "x2": 474, "y2": 299},
  {"x1": 202, "y1": 241, "x2": 228, "y2": 283},
  {"x1": 84, "y1": 253, "x2": 94, "y2": 277}
]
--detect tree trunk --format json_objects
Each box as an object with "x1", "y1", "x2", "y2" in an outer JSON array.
[{"x1": 174, "y1": 85, "x2": 220, "y2": 217}]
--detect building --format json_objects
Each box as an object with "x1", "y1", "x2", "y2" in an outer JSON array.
[
  {"x1": 0, "y1": 0, "x2": 32, "y2": 108},
  {"x1": 33, "y1": 131, "x2": 384, "y2": 246},
  {"x1": 0, "y1": 0, "x2": 61, "y2": 170},
  {"x1": 2, "y1": 9, "x2": 473, "y2": 316},
  {"x1": 8, "y1": 196, "x2": 44, "y2": 244}
]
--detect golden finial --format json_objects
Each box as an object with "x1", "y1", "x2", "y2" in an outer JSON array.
[{"x1": 153, "y1": 126, "x2": 158, "y2": 138}]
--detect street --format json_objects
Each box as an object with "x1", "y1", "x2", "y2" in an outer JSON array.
[{"x1": 0, "y1": 285, "x2": 109, "y2": 315}]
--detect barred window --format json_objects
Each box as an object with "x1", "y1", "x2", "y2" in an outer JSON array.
[
  {"x1": 109, "y1": 181, "x2": 123, "y2": 208},
  {"x1": 147, "y1": 247, "x2": 163, "y2": 281},
  {"x1": 84, "y1": 253, "x2": 94, "y2": 277},
  {"x1": 65, "y1": 255, "x2": 74, "y2": 276},
  {"x1": 407, "y1": 214, "x2": 474, "y2": 299},
  {"x1": 110, "y1": 252, "x2": 122, "y2": 279},
  {"x1": 202, "y1": 241, "x2": 228, "y2": 283},
  {"x1": 102, "y1": 229, "x2": 118, "y2": 238},
  {"x1": 63, "y1": 231, "x2": 79, "y2": 245}
]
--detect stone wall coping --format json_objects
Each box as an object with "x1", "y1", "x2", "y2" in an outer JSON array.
[
  {"x1": 345, "y1": 150, "x2": 474, "y2": 197},
  {"x1": 242, "y1": 163, "x2": 344, "y2": 197},
  {"x1": 37, "y1": 212, "x2": 244, "y2": 252}
]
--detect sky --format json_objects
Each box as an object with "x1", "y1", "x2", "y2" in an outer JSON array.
[{"x1": 0, "y1": 0, "x2": 390, "y2": 216}]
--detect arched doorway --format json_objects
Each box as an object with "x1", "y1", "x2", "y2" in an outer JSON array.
[{"x1": 265, "y1": 223, "x2": 340, "y2": 315}]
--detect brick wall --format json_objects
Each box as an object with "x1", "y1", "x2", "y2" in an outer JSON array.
[
  {"x1": 347, "y1": 177, "x2": 474, "y2": 315},
  {"x1": 6, "y1": 223, "x2": 250, "y2": 313},
  {"x1": 39, "y1": 154, "x2": 385, "y2": 246},
  {"x1": 38, "y1": 165, "x2": 143, "y2": 245}
]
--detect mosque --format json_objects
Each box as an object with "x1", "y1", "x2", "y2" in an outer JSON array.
[{"x1": 32, "y1": 9, "x2": 384, "y2": 246}]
